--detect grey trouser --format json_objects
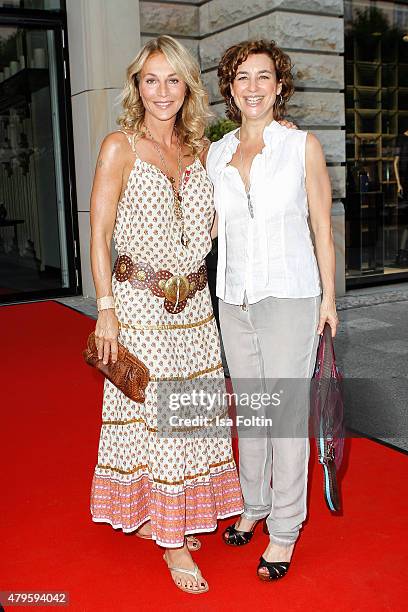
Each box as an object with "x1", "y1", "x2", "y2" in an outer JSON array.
[{"x1": 219, "y1": 294, "x2": 321, "y2": 546}]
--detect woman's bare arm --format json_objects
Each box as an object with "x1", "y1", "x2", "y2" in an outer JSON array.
[
  {"x1": 305, "y1": 132, "x2": 338, "y2": 337},
  {"x1": 90, "y1": 132, "x2": 126, "y2": 363}
]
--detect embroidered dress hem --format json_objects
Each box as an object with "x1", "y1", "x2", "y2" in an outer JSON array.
[
  {"x1": 90, "y1": 510, "x2": 242, "y2": 548},
  {"x1": 90, "y1": 460, "x2": 243, "y2": 547}
]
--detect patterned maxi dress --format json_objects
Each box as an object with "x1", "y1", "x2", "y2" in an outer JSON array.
[{"x1": 90, "y1": 132, "x2": 243, "y2": 547}]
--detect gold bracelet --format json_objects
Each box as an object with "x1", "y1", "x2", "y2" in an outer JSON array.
[{"x1": 97, "y1": 295, "x2": 115, "y2": 311}]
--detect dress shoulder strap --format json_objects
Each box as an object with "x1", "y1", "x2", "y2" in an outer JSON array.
[{"x1": 116, "y1": 129, "x2": 138, "y2": 155}]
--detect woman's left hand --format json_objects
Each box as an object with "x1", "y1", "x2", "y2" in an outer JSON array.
[
  {"x1": 278, "y1": 119, "x2": 298, "y2": 130},
  {"x1": 317, "y1": 295, "x2": 339, "y2": 338}
]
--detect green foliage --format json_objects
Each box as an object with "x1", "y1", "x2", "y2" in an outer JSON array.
[{"x1": 205, "y1": 118, "x2": 238, "y2": 143}]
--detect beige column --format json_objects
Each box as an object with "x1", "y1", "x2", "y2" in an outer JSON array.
[{"x1": 66, "y1": 0, "x2": 140, "y2": 298}]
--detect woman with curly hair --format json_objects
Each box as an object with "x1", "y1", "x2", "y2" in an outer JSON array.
[
  {"x1": 88, "y1": 35, "x2": 244, "y2": 594},
  {"x1": 206, "y1": 40, "x2": 339, "y2": 581}
]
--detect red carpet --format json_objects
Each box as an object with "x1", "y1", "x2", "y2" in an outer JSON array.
[{"x1": 1, "y1": 301, "x2": 408, "y2": 611}]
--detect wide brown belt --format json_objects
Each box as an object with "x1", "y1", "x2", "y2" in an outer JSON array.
[{"x1": 113, "y1": 255, "x2": 208, "y2": 314}]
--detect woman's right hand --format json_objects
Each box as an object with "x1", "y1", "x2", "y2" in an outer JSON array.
[{"x1": 95, "y1": 309, "x2": 119, "y2": 365}]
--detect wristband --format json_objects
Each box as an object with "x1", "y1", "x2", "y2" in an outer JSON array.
[{"x1": 97, "y1": 295, "x2": 115, "y2": 311}]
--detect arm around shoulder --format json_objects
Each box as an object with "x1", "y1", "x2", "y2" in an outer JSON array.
[{"x1": 199, "y1": 140, "x2": 211, "y2": 170}]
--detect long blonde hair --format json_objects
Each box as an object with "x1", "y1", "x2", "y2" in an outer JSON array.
[{"x1": 117, "y1": 36, "x2": 212, "y2": 155}]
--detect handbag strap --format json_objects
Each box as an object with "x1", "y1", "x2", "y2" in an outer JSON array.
[{"x1": 317, "y1": 323, "x2": 336, "y2": 374}]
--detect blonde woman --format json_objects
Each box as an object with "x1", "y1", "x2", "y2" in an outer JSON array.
[{"x1": 88, "y1": 36, "x2": 243, "y2": 594}]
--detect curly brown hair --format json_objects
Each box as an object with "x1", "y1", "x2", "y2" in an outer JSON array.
[{"x1": 217, "y1": 39, "x2": 294, "y2": 123}]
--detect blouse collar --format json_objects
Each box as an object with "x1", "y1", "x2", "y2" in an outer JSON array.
[{"x1": 220, "y1": 119, "x2": 287, "y2": 168}]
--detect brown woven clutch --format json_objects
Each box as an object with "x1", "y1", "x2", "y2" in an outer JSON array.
[{"x1": 83, "y1": 331, "x2": 149, "y2": 403}]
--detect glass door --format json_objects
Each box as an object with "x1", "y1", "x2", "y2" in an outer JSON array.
[
  {"x1": 0, "y1": 8, "x2": 80, "y2": 302},
  {"x1": 344, "y1": 1, "x2": 408, "y2": 287}
]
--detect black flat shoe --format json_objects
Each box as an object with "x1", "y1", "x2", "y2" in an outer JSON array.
[
  {"x1": 257, "y1": 556, "x2": 290, "y2": 581},
  {"x1": 223, "y1": 519, "x2": 265, "y2": 546}
]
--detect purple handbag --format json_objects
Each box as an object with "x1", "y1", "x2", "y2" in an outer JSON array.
[{"x1": 310, "y1": 323, "x2": 345, "y2": 512}]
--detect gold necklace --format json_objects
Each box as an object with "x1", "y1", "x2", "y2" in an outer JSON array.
[
  {"x1": 238, "y1": 129, "x2": 254, "y2": 219},
  {"x1": 144, "y1": 125, "x2": 189, "y2": 247}
]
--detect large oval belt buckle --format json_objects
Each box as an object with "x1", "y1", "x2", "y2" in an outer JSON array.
[{"x1": 163, "y1": 275, "x2": 190, "y2": 304}]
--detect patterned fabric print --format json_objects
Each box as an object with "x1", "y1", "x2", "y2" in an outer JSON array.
[
  {"x1": 113, "y1": 158, "x2": 213, "y2": 279},
  {"x1": 90, "y1": 151, "x2": 243, "y2": 547}
]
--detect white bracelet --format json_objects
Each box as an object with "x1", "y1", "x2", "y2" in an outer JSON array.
[{"x1": 97, "y1": 295, "x2": 115, "y2": 311}]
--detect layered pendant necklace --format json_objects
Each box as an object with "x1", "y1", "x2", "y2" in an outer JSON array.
[
  {"x1": 238, "y1": 129, "x2": 254, "y2": 219},
  {"x1": 144, "y1": 125, "x2": 189, "y2": 247}
]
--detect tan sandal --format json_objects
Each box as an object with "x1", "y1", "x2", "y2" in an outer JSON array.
[{"x1": 163, "y1": 554, "x2": 209, "y2": 594}]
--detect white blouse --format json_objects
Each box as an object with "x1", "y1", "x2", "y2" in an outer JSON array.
[{"x1": 206, "y1": 119, "x2": 322, "y2": 304}]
